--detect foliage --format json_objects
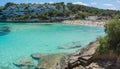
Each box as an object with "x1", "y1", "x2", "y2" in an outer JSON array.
[
  {"x1": 105, "y1": 17, "x2": 120, "y2": 53},
  {"x1": 0, "y1": 6, "x2": 3, "y2": 15},
  {"x1": 1, "y1": 2, "x2": 120, "y2": 20},
  {"x1": 0, "y1": 6, "x2": 3, "y2": 10},
  {"x1": 96, "y1": 36, "x2": 108, "y2": 53},
  {"x1": 66, "y1": 3, "x2": 120, "y2": 17},
  {"x1": 4, "y1": 2, "x2": 16, "y2": 9},
  {"x1": 97, "y1": 17, "x2": 120, "y2": 54}
]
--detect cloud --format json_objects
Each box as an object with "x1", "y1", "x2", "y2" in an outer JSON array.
[
  {"x1": 31, "y1": 2, "x2": 54, "y2": 4},
  {"x1": 117, "y1": 0, "x2": 120, "y2": 3},
  {"x1": 91, "y1": 2, "x2": 97, "y2": 5},
  {"x1": 30, "y1": 1, "x2": 45, "y2": 4},
  {"x1": 73, "y1": 2, "x2": 88, "y2": 6},
  {"x1": 104, "y1": 4, "x2": 113, "y2": 6},
  {"x1": 104, "y1": 4, "x2": 117, "y2": 10},
  {"x1": 48, "y1": 2, "x2": 54, "y2": 4},
  {"x1": 109, "y1": 7, "x2": 117, "y2": 10}
]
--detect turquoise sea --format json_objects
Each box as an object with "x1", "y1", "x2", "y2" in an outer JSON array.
[{"x1": 0, "y1": 23, "x2": 105, "y2": 68}]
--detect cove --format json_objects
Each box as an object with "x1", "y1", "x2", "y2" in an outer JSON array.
[{"x1": 0, "y1": 23, "x2": 105, "y2": 69}]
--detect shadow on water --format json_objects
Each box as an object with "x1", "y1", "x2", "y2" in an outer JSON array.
[
  {"x1": 0, "y1": 26, "x2": 10, "y2": 36},
  {"x1": 40, "y1": 23, "x2": 54, "y2": 26}
]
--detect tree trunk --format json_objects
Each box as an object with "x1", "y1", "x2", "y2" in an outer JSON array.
[{"x1": 116, "y1": 56, "x2": 120, "y2": 69}]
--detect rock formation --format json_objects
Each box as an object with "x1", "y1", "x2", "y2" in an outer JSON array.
[
  {"x1": 36, "y1": 53, "x2": 67, "y2": 69},
  {"x1": 56, "y1": 41, "x2": 120, "y2": 69},
  {"x1": 58, "y1": 41, "x2": 81, "y2": 49},
  {"x1": 14, "y1": 57, "x2": 35, "y2": 69},
  {"x1": 31, "y1": 53, "x2": 43, "y2": 60}
]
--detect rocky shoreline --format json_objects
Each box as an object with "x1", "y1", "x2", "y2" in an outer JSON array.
[
  {"x1": 56, "y1": 41, "x2": 120, "y2": 69},
  {"x1": 13, "y1": 53, "x2": 68, "y2": 69},
  {"x1": 62, "y1": 20, "x2": 107, "y2": 26},
  {"x1": 0, "y1": 19, "x2": 107, "y2": 27},
  {"x1": 55, "y1": 41, "x2": 99, "y2": 69},
  {"x1": 12, "y1": 41, "x2": 120, "y2": 69}
]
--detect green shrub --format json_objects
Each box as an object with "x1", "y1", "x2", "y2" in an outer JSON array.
[
  {"x1": 97, "y1": 16, "x2": 120, "y2": 54},
  {"x1": 96, "y1": 36, "x2": 108, "y2": 54}
]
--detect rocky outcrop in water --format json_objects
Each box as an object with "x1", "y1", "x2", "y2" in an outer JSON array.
[
  {"x1": 31, "y1": 53, "x2": 43, "y2": 60},
  {"x1": 58, "y1": 41, "x2": 81, "y2": 49},
  {"x1": 35, "y1": 53, "x2": 67, "y2": 69},
  {"x1": 12, "y1": 41, "x2": 120, "y2": 69},
  {"x1": 13, "y1": 57, "x2": 35, "y2": 69},
  {"x1": 0, "y1": 26, "x2": 10, "y2": 36}
]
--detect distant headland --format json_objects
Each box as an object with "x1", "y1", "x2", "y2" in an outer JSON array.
[{"x1": 0, "y1": 2, "x2": 120, "y2": 24}]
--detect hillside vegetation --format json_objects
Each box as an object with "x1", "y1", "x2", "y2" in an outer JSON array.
[{"x1": 0, "y1": 2, "x2": 120, "y2": 21}]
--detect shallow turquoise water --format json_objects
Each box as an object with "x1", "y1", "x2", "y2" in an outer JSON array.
[{"x1": 0, "y1": 23, "x2": 105, "y2": 68}]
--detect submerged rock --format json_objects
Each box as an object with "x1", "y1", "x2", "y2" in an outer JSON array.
[
  {"x1": 0, "y1": 26, "x2": 10, "y2": 36},
  {"x1": 58, "y1": 41, "x2": 81, "y2": 49},
  {"x1": 36, "y1": 53, "x2": 67, "y2": 69},
  {"x1": 13, "y1": 57, "x2": 35, "y2": 69},
  {"x1": 31, "y1": 53, "x2": 43, "y2": 60}
]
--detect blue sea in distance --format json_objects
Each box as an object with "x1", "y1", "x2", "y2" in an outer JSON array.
[{"x1": 0, "y1": 23, "x2": 105, "y2": 68}]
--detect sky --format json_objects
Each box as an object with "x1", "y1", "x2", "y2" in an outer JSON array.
[{"x1": 0, "y1": 0, "x2": 120, "y2": 10}]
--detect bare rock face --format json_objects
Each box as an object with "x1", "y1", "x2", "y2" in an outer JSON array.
[
  {"x1": 86, "y1": 62, "x2": 105, "y2": 69},
  {"x1": 14, "y1": 57, "x2": 35, "y2": 69},
  {"x1": 73, "y1": 65, "x2": 85, "y2": 69},
  {"x1": 56, "y1": 56, "x2": 69, "y2": 69}
]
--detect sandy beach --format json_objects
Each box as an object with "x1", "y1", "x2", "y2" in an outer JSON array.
[{"x1": 62, "y1": 20, "x2": 107, "y2": 26}]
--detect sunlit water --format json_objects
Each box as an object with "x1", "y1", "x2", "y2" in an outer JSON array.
[{"x1": 0, "y1": 23, "x2": 105, "y2": 68}]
